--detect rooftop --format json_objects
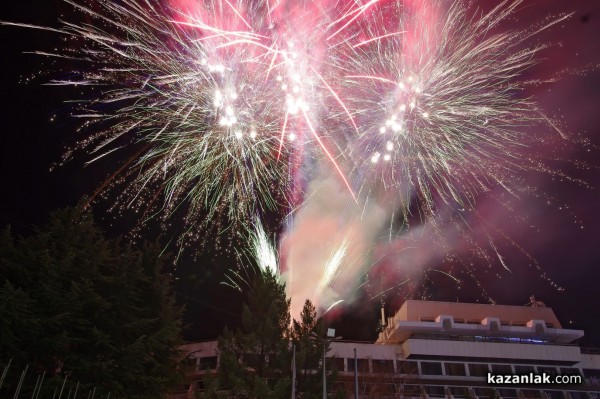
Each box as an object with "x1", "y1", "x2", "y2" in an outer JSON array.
[{"x1": 377, "y1": 300, "x2": 583, "y2": 345}]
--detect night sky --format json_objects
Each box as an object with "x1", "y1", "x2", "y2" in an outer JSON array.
[{"x1": 1, "y1": 0, "x2": 600, "y2": 347}]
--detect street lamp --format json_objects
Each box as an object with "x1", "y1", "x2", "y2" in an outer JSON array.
[{"x1": 311, "y1": 329, "x2": 342, "y2": 399}]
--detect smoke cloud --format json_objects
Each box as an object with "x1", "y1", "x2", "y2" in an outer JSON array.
[{"x1": 280, "y1": 168, "x2": 394, "y2": 318}]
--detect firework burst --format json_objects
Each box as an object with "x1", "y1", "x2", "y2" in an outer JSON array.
[
  {"x1": 3, "y1": 0, "x2": 358, "y2": 241},
  {"x1": 2, "y1": 0, "x2": 587, "y2": 313},
  {"x1": 340, "y1": 0, "x2": 573, "y2": 219},
  {"x1": 5, "y1": 0, "x2": 573, "y2": 233}
]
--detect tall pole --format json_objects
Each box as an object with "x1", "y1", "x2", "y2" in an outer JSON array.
[
  {"x1": 58, "y1": 374, "x2": 69, "y2": 399},
  {"x1": 354, "y1": 348, "x2": 358, "y2": 399},
  {"x1": 34, "y1": 371, "x2": 45, "y2": 399},
  {"x1": 311, "y1": 331, "x2": 340, "y2": 399},
  {"x1": 13, "y1": 364, "x2": 29, "y2": 399},
  {"x1": 32, "y1": 374, "x2": 41, "y2": 399},
  {"x1": 0, "y1": 359, "x2": 12, "y2": 392},
  {"x1": 291, "y1": 344, "x2": 296, "y2": 399},
  {"x1": 322, "y1": 341, "x2": 326, "y2": 399}
]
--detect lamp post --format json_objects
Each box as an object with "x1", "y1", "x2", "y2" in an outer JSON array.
[
  {"x1": 311, "y1": 329, "x2": 342, "y2": 399},
  {"x1": 354, "y1": 348, "x2": 359, "y2": 399}
]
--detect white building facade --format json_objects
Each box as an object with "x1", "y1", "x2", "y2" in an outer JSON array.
[{"x1": 178, "y1": 300, "x2": 600, "y2": 398}]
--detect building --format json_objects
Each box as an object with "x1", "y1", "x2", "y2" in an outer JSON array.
[{"x1": 176, "y1": 300, "x2": 600, "y2": 398}]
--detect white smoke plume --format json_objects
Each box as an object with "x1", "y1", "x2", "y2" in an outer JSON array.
[{"x1": 280, "y1": 170, "x2": 391, "y2": 318}]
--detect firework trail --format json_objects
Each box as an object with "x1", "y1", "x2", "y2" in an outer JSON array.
[
  {"x1": 225, "y1": 219, "x2": 279, "y2": 291},
  {"x1": 249, "y1": 219, "x2": 279, "y2": 276},
  {"x1": 2, "y1": 0, "x2": 585, "y2": 315}
]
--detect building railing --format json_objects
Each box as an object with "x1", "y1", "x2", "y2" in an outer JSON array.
[{"x1": 407, "y1": 333, "x2": 580, "y2": 346}]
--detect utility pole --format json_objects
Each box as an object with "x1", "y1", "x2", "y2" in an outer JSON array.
[
  {"x1": 291, "y1": 344, "x2": 296, "y2": 399},
  {"x1": 354, "y1": 348, "x2": 359, "y2": 399},
  {"x1": 311, "y1": 329, "x2": 342, "y2": 399},
  {"x1": 0, "y1": 359, "x2": 12, "y2": 392},
  {"x1": 322, "y1": 343, "x2": 326, "y2": 399}
]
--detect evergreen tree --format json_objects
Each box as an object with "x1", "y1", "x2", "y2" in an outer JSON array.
[
  {"x1": 208, "y1": 269, "x2": 292, "y2": 399},
  {"x1": 0, "y1": 205, "x2": 183, "y2": 398},
  {"x1": 207, "y1": 281, "x2": 339, "y2": 399},
  {"x1": 291, "y1": 300, "x2": 335, "y2": 399}
]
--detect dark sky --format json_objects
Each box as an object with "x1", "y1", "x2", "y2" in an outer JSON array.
[{"x1": 1, "y1": 0, "x2": 599, "y2": 347}]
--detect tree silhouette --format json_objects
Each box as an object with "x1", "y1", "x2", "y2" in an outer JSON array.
[{"x1": 0, "y1": 205, "x2": 183, "y2": 398}]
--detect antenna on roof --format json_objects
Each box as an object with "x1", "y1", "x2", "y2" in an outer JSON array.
[{"x1": 378, "y1": 275, "x2": 386, "y2": 332}]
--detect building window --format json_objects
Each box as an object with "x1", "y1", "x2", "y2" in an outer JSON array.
[
  {"x1": 469, "y1": 363, "x2": 490, "y2": 377},
  {"x1": 538, "y1": 366, "x2": 558, "y2": 376},
  {"x1": 372, "y1": 359, "x2": 394, "y2": 373},
  {"x1": 449, "y1": 386, "x2": 469, "y2": 398},
  {"x1": 424, "y1": 385, "x2": 446, "y2": 398},
  {"x1": 521, "y1": 389, "x2": 543, "y2": 399},
  {"x1": 560, "y1": 368, "x2": 581, "y2": 377},
  {"x1": 199, "y1": 356, "x2": 218, "y2": 370},
  {"x1": 497, "y1": 388, "x2": 518, "y2": 399},
  {"x1": 473, "y1": 387, "x2": 497, "y2": 399},
  {"x1": 397, "y1": 360, "x2": 418, "y2": 374},
  {"x1": 538, "y1": 366, "x2": 558, "y2": 377},
  {"x1": 514, "y1": 365, "x2": 535, "y2": 374},
  {"x1": 491, "y1": 364, "x2": 513, "y2": 374},
  {"x1": 421, "y1": 361, "x2": 443, "y2": 375},
  {"x1": 348, "y1": 358, "x2": 369, "y2": 373},
  {"x1": 543, "y1": 391, "x2": 565, "y2": 399},
  {"x1": 445, "y1": 362, "x2": 466, "y2": 376},
  {"x1": 420, "y1": 317, "x2": 436, "y2": 322}
]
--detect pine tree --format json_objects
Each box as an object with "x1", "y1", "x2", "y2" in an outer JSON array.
[
  {"x1": 209, "y1": 269, "x2": 292, "y2": 399},
  {"x1": 291, "y1": 299, "x2": 333, "y2": 399},
  {"x1": 0, "y1": 205, "x2": 183, "y2": 398}
]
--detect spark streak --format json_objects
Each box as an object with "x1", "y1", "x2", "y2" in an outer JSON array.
[
  {"x1": 301, "y1": 108, "x2": 357, "y2": 203},
  {"x1": 352, "y1": 31, "x2": 406, "y2": 48}
]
